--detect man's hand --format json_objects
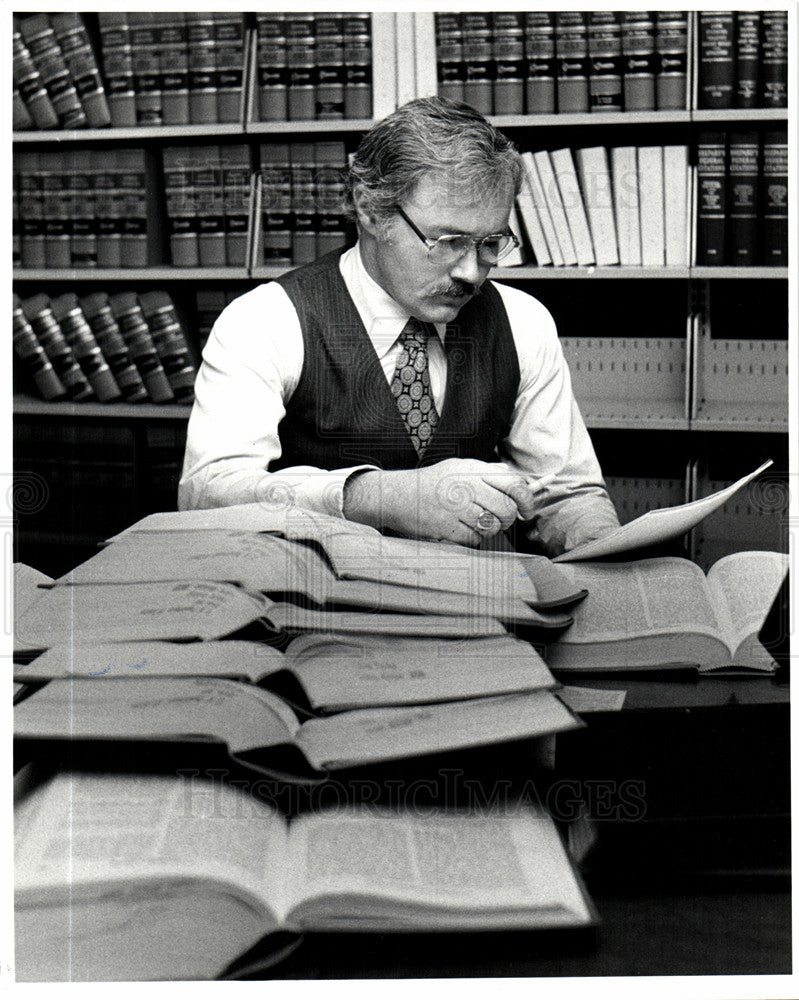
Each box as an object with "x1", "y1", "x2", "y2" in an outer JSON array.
[{"x1": 343, "y1": 459, "x2": 540, "y2": 547}]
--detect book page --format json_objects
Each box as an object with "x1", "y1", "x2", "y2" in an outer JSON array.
[
  {"x1": 14, "y1": 676, "x2": 301, "y2": 754},
  {"x1": 107, "y1": 502, "x2": 291, "y2": 539},
  {"x1": 265, "y1": 603, "x2": 507, "y2": 638},
  {"x1": 555, "y1": 558, "x2": 723, "y2": 643},
  {"x1": 15, "y1": 580, "x2": 267, "y2": 647},
  {"x1": 319, "y1": 534, "x2": 541, "y2": 603},
  {"x1": 286, "y1": 633, "x2": 556, "y2": 710},
  {"x1": 16, "y1": 772, "x2": 286, "y2": 921},
  {"x1": 16, "y1": 641, "x2": 284, "y2": 684},
  {"x1": 284, "y1": 806, "x2": 591, "y2": 927},
  {"x1": 706, "y1": 550, "x2": 789, "y2": 655},
  {"x1": 554, "y1": 461, "x2": 773, "y2": 562},
  {"x1": 296, "y1": 690, "x2": 579, "y2": 770}
]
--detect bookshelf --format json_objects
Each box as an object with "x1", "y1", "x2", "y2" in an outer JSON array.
[{"x1": 12, "y1": 10, "x2": 790, "y2": 577}]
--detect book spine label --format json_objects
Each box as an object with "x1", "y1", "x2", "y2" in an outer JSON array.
[
  {"x1": 111, "y1": 300, "x2": 175, "y2": 402},
  {"x1": 256, "y1": 14, "x2": 289, "y2": 121},
  {"x1": 492, "y1": 12, "x2": 524, "y2": 115},
  {"x1": 462, "y1": 14, "x2": 493, "y2": 115},
  {"x1": 695, "y1": 132, "x2": 727, "y2": 265},
  {"x1": 621, "y1": 13, "x2": 656, "y2": 112},
  {"x1": 655, "y1": 13, "x2": 687, "y2": 111},
  {"x1": 24, "y1": 300, "x2": 94, "y2": 400},
  {"x1": 55, "y1": 304, "x2": 122, "y2": 402},
  {"x1": 734, "y1": 12, "x2": 761, "y2": 109},
  {"x1": 761, "y1": 12, "x2": 788, "y2": 109},
  {"x1": 727, "y1": 132, "x2": 759, "y2": 266},
  {"x1": 761, "y1": 131, "x2": 788, "y2": 265},
  {"x1": 588, "y1": 13, "x2": 622, "y2": 112},
  {"x1": 81, "y1": 299, "x2": 149, "y2": 402},
  {"x1": 555, "y1": 13, "x2": 589, "y2": 113},
  {"x1": 13, "y1": 301, "x2": 67, "y2": 401},
  {"x1": 524, "y1": 13, "x2": 555, "y2": 114},
  {"x1": 343, "y1": 16, "x2": 372, "y2": 119},
  {"x1": 698, "y1": 12, "x2": 734, "y2": 109},
  {"x1": 436, "y1": 13, "x2": 465, "y2": 104}
]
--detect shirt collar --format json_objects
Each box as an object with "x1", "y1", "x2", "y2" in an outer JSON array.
[{"x1": 339, "y1": 242, "x2": 445, "y2": 361}]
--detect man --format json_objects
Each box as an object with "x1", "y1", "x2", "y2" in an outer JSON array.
[{"x1": 179, "y1": 97, "x2": 620, "y2": 555}]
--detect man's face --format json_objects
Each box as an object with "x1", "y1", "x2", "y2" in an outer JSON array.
[{"x1": 360, "y1": 171, "x2": 515, "y2": 324}]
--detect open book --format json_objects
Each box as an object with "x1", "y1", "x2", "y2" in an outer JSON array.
[
  {"x1": 14, "y1": 580, "x2": 511, "y2": 655},
  {"x1": 14, "y1": 676, "x2": 581, "y2": 780},
  {"x1": 554, "y1": 461, "x2": 773, "y2": 562},
  {"x1": 15, "y1": 633, "x2": 557, "y2": 712},
  {"x1": 545, "y1": 550, "x2": 788, "y2": 673},
  {"x1": 58, "y1": 529, "x2": 581, "y2": 625},
  {"x1": 15, "y1": 772, "x2": 596, "y2": 982}
]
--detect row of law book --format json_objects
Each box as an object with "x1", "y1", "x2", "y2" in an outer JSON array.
[
  {"x1": 696, "y1": 130, "x2": 788, "y2": 267},
  {"x1": 513, "y1": 145, "x2": 690, "y2": 268},
  {"x1": 254, "y1": 12, "x2": 373, "y2": 121},
  {"x1": 697, "y1": 11, "x2": 787, "y2": 110},
  {"x1": 13, "y1": 291, "x2": 196, "y2": 405},
  {"x1": 433, "y1": 11, "x2": 688, "y2": 115}
]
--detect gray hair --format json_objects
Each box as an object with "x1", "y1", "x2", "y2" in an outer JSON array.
[{"x1": 344, "y1": 96, "x2": 523, "y2": 224}]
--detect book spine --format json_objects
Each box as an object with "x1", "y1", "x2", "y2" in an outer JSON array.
[
  {"x1": 727, "y1": 131, "x2": 760, "y2": 266},
  {"x1": 20, "y1": 14, "x2": 88, "y2": 128},
  {"x1": 343, "y1": 14, "x2": 372, "y2": 119},
  {"x1": 695, "y1": 131, "x2": 727, "y2": 266},
  {"x1": 655, "y1": 12, "x2": 687, "y2": 111},
  {"x1": 195, "y1": 147, "x2": 226, "y2": 267},
  {"x1": 13, "y1": 19, "x2": 60, "y2": 130},
  {"x1": 16, "y1": 153, "x2": 47, "y2": 268},
  {"x1": 41, "y1": 151, "x2": 71, "y2": 269},
  {"x1": 611, "y1": 146, "x2": 641, "y2": 266},
  {"x1": 291, "y1": 142, "x2": 318, "y2": 264},
  {"x1": 734, "y1": 12, "x2": 761, "y2": 110},
  {"x1": 12, "y1": 171, "x2": 21, "y2": 267},
  {"x1": 462, "y1": 13, "x2": 494, "y2": 115},
  {"x1": 533, "y1": 150, "x2": 577, "y2": 264},
  {"x1": 214, "y1": 13, "x2": 245, "y2": 123},
  {"x1": 138, "y1": 293, "x2": 198, "y2": 401},
  {"x1": 50, "y1": 12, "x2": 112, "y2": 128},
  {"x1": 259, "y1": 143, "x2": 293, "y2": 265},
  {"x1": 574, "y1": 146, "x2": 619, "y2": 266},
  {"x1": 13, "y1": 295, "x2": 67, "y2": 401},
  {"x1": 550, "y1": 148, "x2": 595, "y2": 265},
  {"x1": 315, "y1": 141, "x2": 348, "y2": 256},
  {"x1": 286, "y1": 13, "x2": 316, "y2": 120},
  {"x1": 760, "y1": 130, "x2": 788, "y2": 266},
  {"x1": 697, "y1": 12, "x2": 734, "y2": 110},
  {"x1": 621, "y1": 13, "x2": 656, "y2": 112},
  {"x1": 255, "y1": 14, "x2": 288, "y2": 121},
  {"x1": 514, "y1": 166, "x2": 551, "y2": 266},
  {"x1": 221, "y1": 145, "x2": 252, "y2": 266},
  {"x1": 93, "y1": 150, "x2": 122, "y2": 268},
  {"x1": 116, "y1": 149, "x2": 151, "y2": 268},
  {"x1": 524, "y1": 13, "x2": 555, "y2": 115},
  {"x1": 109, "y1": 293, "x2": 175, "y2": 403},
  {"x1": 522, "y1": 151, "x2": 564, "y2": 265},
  {"x1": 69, "y1": 158, "x2": 97, "y2": 268},
  {"x1": 129, "y1": 13, "x2": 162, "y2": 125},
  {"x1": 22, "y1": 295, "x2": 94, "y2": 400},
  {"x1": 163, "y1": 147, "x2": 199, "y2": 268},
  {"x1": 187, "y1": 13, "x2": 218, "y2": 124},
  {"x1": 315, "y1": 14, "x2": 345, "y2": 119},
  {"x1": 663, "y1": 145, "x2": 688, "y2": 268},
  {"x1": 435, "y1": 13, "x2": 465, "y2": 104},
  {"x1": 14, "y1": 87, "x2": 34, "y2": 130},
  {"x1": 155, "y1": 12, "x2": 190, "y2": 126},
  {"x1": 761, "y1": 12, "x2": 788, "y2": 109},
  {"x1": 97, "y1": 13, "x2": 136, "y2": 127},
  {"x1": 555, "y1": 12, "x2": 589, "y2": 113},
  {"x1": 50, "y1": 294, "x2": 122, "y2": 402},
  {"x1": 492, "y1": 12, "x2": 525, "y2": 115},
  {"x1": 80, "y1": 293, "x2": 149, "y2": 402},
  {"x1": 588, "y1": 12, "x2": 623, "y2": 112}
]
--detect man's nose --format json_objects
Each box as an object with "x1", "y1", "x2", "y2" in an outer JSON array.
[{"x1": 449, "y1": 245, "x2": 487, "y2": 286}]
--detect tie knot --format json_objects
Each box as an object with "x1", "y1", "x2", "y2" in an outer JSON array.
[{"x1": 400, "y1": 316, "x2": 430, "y2": 347}]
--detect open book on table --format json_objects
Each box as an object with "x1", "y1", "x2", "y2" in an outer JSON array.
[
  {"x1": 545, "y1": 550, "x2": 789, "y2": 673},
  {"x1": 15, "y1": 633, "x2": 557, "y2": 712},
  {"x1": 57, "y1": 529, "x2": 581, "y2": 625},
  {"x1": 14, "y1": 675, "x2": 581, "y2": 780},
  {"x1": 14, "y1": 580, "x2": 514, "y2": 657},
  {"x1": 554, "y1": 461, "x2": 773, "y2": 562},
  {"x1": 15, "y1": 772, "x2": 596, "y2": 982}
]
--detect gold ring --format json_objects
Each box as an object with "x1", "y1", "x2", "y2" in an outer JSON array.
[{"x1": 476, "y1": 510, "x2": 496, "y2": 531}]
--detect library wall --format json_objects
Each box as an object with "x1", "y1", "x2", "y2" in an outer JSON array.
[{"x1": 12, "y1": 11, "x2": 790, "y2": 577}]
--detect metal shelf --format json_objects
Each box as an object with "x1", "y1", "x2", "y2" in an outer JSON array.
[
  {"x1": 13, "y1": 395, "x2": 192, "y2": 420},
  {"x1": 492, "y1": 110, "x2": 692, "y2": 128},
  {"x1": 13, "y1": 268, "x2": 252, "y2": 282}
]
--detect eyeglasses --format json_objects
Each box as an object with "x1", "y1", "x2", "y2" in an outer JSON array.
[{"x1": 396, "y1": 207, "x2": 520, "y2": 266}]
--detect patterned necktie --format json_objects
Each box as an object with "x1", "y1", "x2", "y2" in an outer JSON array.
[{"x1": 390, "y1": 317, "x2": 440, "y2": 455}]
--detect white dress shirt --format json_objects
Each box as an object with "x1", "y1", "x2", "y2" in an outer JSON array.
[{"x1": 179, "y1": 243, "x2": 620, "y2": 554}]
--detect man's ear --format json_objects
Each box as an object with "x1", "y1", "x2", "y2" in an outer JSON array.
[{"x1": 352, "y1": 187, "x2": 382, "y2": 237}]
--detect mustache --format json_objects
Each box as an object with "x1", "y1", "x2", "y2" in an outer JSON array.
[{"x1": 434, "y1": 279, "x2": 483, "y2": 298}]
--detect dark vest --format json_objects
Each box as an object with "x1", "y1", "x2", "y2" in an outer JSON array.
[{"x1": 272, "y1": 248, "x2": 520, "y2": 471}]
